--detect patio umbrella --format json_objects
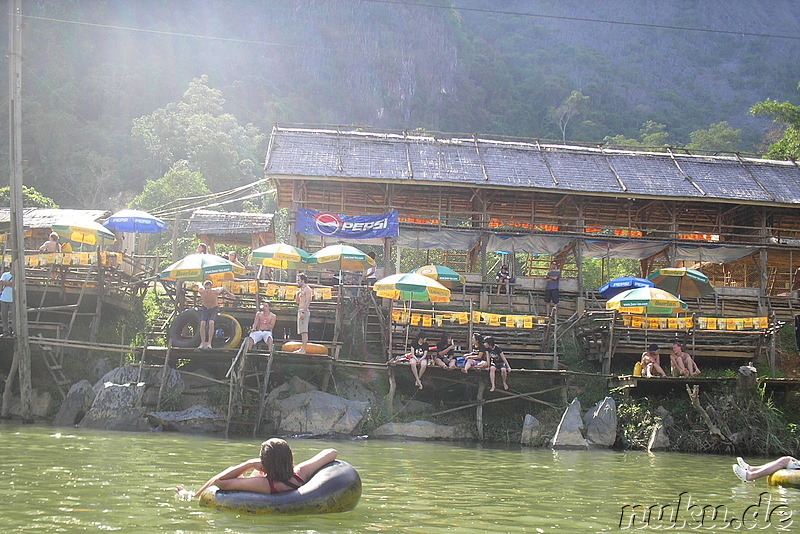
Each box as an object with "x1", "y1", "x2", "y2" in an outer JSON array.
[
  {"x1": 311, "y1": 244, "x2": 375, "y2": 272},
  {"x1": 159, "y1": 253, "x2": 246, "y2": 282},
  {"x1": 103, "y1": 209, "x2": 167, "y2": 234},
  {"x1": 606, "y1": 287, "x2": 688, "y2": 315},
  {"x1": 598, "y1": 276, "x2": 654, "y2": 299},
  {"x1": 373, "y1": 272, "x2": 451, "y2": 303},
  {"x1": 251, "y1": 243, "x2": 312, "y2": 269},
  {"x1": 648, "y1": 267, "x2": 714, "y2": 299},
  {"x1": 412, "y1": 264, "x2": 465, "y2": 287},
  {"x1": 51, "y1": 220, "x2": 116, "y2": 246}
]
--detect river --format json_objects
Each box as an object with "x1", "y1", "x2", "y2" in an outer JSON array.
[{"x1": 0, "y1": 422, "x2": 796, "y2": 532}]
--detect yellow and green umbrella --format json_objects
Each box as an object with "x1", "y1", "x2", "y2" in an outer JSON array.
[
  {"x1": 373, "y1": 272, "x2": 451, "y2": 303},
  {"x1": 605, "y1": 287, "x2": 687, "y2": 315},
  {"x1": 251, "y1": 243, "x2": 312, "y2": 269},
  {"x1": 311, "y1": 244, "x2": 375, "y2": 272},
  {"x1": 648, "y1": 267, "x2": 714, "y2": 299},
  {"x1": 159, "y1": 253, "x2": 246, "y2": 282},
  {"x1": 51, "y1": 220, "x2": 116, "y2": 246},
  {"x1": 412, "y1": 264, "x2": 465, "y2": 287}
]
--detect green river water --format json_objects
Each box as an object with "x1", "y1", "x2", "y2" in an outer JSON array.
[{"x1": 0, "y1": 422, "x2": 797, "y2": 533}]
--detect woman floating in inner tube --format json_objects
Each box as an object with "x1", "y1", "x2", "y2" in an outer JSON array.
[{"x1": 176, "y1": 438, "x2": 338, "y2": 498}]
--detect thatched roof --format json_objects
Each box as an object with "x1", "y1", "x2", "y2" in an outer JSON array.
[
  {"x1": 0, "y1": 208, "x2": 109, "y2": 230},
  {"x1": 265, "y1": 126, "x2": 800, "y2": 207},
  {"x1": 185, "y1": 209, "x2": 274, "y2": 236}
]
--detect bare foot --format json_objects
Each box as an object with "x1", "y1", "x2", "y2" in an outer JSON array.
[
  {"x1": 417, "y1": 382, "x2": 423, "y2": 390},
  {"x1": 461, "y1": 368, "x2": 468, "y2": 374},
  {"x1": 489, "y1": 387, "x2": 495, "y2": 392},
  {"x1": 503, "y1": 384, "x2": 509, "y2": 390},
  {"x1": 293, "y1": 349, "x2": 307, "y2": 354},
  {"x1": 692, "y1": 370, "x2": 701, "y2": 376}
]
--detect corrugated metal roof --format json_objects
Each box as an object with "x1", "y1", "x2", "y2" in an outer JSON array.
[
  {"x1": 185, "y1": 209, "x2": 274, "y2": 235},
  {"x1": 0, "y1": 208, "x2": 110, "y2": 228},
  {"x1": 265, "y1": 126, "x2": 800, "y2": 206}
]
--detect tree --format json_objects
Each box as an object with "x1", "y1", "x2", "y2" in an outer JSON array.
[
  {"x1": 0, "y1": 185, "x2": 58, "y2": 208},
  {"x1": 750, "y1": 85, "x2": 800, "y2": 159},
  {"x1": 552, "y1": 90, "x2": 589, "y2": 142},
  {"x1": 131, "y1": 76, "x2": 266, "y2": 193},
  {"x1": 685, "y1": 121, "x2": 741, "y2": 152},
  {"x1": 603, "y1": 121, "x2": 671, "y2": 148},
  {"x1": 129, "y1": 164, "x2": 210, "y2": 212}
]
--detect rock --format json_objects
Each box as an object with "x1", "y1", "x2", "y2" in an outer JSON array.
[
  {"x1": 92, "y1": 358, "x2": 114, "y2": 381},
  {"x1": 336, "y1": 379, "x2": 378, "y2": 405},
  {"x1": 147, "y1": 405, "x2": 225, "y2": 434},
  {"x1": 647, "y1": 423, "x2": 670, "y2": 451},
  {"x1": 394, "y1": 399, "x2": 435, "y2": 416},
  {"x1": 266, "y1": 376, "x2": 318, "y2": 404},
  {"x1": 95, "y1": 364, "x2": 184, "y2": 407},
  {"x1": 584, "y1": 396, "x2": 617, "y2": 447},
  {"x1": 79, "y1": 382, "x2": 150, "y2": 432},
  {"x1": 5, "y1": 388, "x2": 54, "y2": 419},
  {"x1": 52, "y1": 380, "x2": 96, "y2": 426},
  {"x1": 520, "y1": 414, "x2": 541, "y2": 446},
  {"x1": 654, "y1": 406, "x2": 674, "y2": 427},
  {"x1": 270, "y1": 391, "x2": 367, "y2": 435},
  {"x1": 372, "y1": 420, "x2": 465, "y2": 440},
  {"x1": 550, "y1": 398, "x2": 589, "y2": 449}
]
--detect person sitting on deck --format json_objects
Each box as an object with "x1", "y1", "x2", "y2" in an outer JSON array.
[
  {"x1": 39, "y1": 232, "x2": 61, "y2": 253},
  {"x1": 196, "y1": 242, "x2": 208, "y2": 254},
  {"x1": 496, "y1": 264, "x2": 514, "y2": 295},
  {"x1": 176, "y1": 438, "x2": 338, "y2": 498},
  {"x1": 227, "y1": 250, "x2": 244, "y2": 268},
  {"x1": 197, "y1": 279, "x2": 235, "y2": 349},
  {"x1": 462, "y1": 332, "x2": 489, "y2": 374},
  {"x1": 641, "y1": 344, "x2": 668, "y2": 378},
  {"x1": 732, "y1": 456, "x2": 800, "y2": 483},
  {"x1": 244, "y1": 301, "x2": 277, "y2": 353},
  {"x1": 407, "y1": 332, "x2": 430, "y2": 389},
  {"x1": 485, "y1": 336, "x2": 511, "y2": 391},
  {"x1": 432, "y1": 333, "x2": 457, "y2": 370},
  {"x1": 669, "y1": 341, "x2": 700, "y2": 377}
]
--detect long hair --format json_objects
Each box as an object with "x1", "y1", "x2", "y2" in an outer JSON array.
[
  {"x1": 472, "y1": 332, "x2": 483, "y2": 350},
  {"x1": 260, "y1": 438, "x2": 294, "y2": 483}
]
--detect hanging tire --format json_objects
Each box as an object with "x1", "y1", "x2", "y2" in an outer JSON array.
[
  {"x1": 211, "y1": 313, "x2": 242, "y2": 349},
  {"x1": 169, "y1": 308, "x2": 201, "y2": 348}
]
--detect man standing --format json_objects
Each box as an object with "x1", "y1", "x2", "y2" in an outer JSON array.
[
  {"x1": 244, "y1": 301, "x2": 277, "y2": 353},
  {"x1": 295, "y1": 272, "x2": 312, "y2": 353},
  {"x1": 197, "y1": 279, "x2": 234, "y2": 349},
  {"x1": 0, "y1": 270, "x2": 13, "y2": 337},
  {"x1": 545, "y1": 261, "x2": 561, "y2": 317}
]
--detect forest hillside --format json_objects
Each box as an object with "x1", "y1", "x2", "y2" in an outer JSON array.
[{"x1": 1, "y1": 0, "x2": 799, "y2": 208}]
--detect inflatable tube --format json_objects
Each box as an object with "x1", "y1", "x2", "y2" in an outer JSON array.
[
  {"x1": 199, "y1": 460, "x2": 361, "y2": 515},
  {"x1": 211, "y1": 314, "x2": 242, "y2": 349},
  {"x1": 282, "y1": 341, "x2": 328, "y2": 355},
  {"x1": 169, "y1": 309, "x2": 201, "y2": 348},
  {"x1": 767, "y1": 469, "x2": 800, "y2": 489}
]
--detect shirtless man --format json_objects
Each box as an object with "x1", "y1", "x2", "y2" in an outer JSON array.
[
  {"x1": 670, "y1": 341, "x2": 700, "y2": 376},
  {"x1": 295, "y1": 273, "x2": 312, "y2": 353},
  {"x1": 39, "y1": 232, "x2": 61, "y2": 253},
  {"x1": 197, "y1": 280, "x2": 234, "y2": 349},
  {"x1": 245, "y1": 301, "x2": 277, "y2": 353}
]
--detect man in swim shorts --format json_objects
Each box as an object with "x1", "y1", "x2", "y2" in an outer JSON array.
[
  {"x1": 198, "y1": 279, "x2": 234, "y2": 349},
  {"x1": 295, "y1": 273, "x2": 312, "y2": 353},
  {"x1": 245, "y1": 301, "x2": 277, "y2": 353}
]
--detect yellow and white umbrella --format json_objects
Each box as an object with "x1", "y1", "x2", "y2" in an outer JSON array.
[{"x1": 373, "y1": 272, "x2": 451, "y2": 303}]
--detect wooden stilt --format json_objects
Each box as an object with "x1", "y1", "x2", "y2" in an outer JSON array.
[
  {"x1": 476, "y1": 379, "x2": 485, "y2": 440},
  {"x1": 253, "y1": 353, "x2": 274, "y2": 437},
  {"x1": 155, "y1": 347, "x2": 172, "y2": 411},
  {"x1": 387, "y1": 365, "x2": 396, "y2": 417}
]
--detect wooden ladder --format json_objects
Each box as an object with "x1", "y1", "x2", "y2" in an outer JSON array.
[{"x1": 35, "y1": 332, "x2": 70, "y2": 398}]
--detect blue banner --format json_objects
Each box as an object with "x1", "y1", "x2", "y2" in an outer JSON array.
[{"x1": 297, "y1": 208, "x2": 399, "y2": 239}]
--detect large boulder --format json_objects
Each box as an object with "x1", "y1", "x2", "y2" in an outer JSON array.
[
  {"x1": 266, "y1": 376, "x2": 318, "y2": 404},
  {"x1": 550, "y1": 398, "x2": 589, "y2": 449},
  {"x1": 520, "y1": 414, "x2": 541, "y2": 446},
  {"x1": 52, "y1": 380, "x2": 96, "y2": 427},
  {"x1": 270, "y1": 390, "x2": 368, "y2": 435},
  {"x1": 584, "y1": 397, "x2": 617, "y2": 447},
  {"x1": 79, "y1": 382, "x2": 150, "y2": 432},
  {"x1": 394, "y1": 399, "x2": 435, "y2": 416},
  {"x1": 372, "y1": 420, "x2": 466, "y2": 440},
  {"x1": 647, "y1": 423, "x2": 670, "y2": 451},
  {"x1": 95, "y1": 365, "x2": 184, "y2": 407},
  {"x1": 147, "y1": 405, "x2": 225, "y2": 434},
  {"x1": 336, "y1": 379, "x2": 378, "y2": 405},
  {"x1": 4, "y1": 388, "x2": 54, "y2": 419}
]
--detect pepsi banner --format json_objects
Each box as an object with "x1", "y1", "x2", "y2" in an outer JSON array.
[{"x1": 297, "y1": 208, "x2": 399, "y2": 239}]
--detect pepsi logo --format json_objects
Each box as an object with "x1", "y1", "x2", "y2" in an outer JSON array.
[{"x1": 314, "y1": 212, "x2": 342, "y2": 236}]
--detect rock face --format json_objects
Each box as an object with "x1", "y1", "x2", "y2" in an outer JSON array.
[
  {"x1": 336, "y1": 379, "x2": 379, "y2": 405},
  {"x1": 95, "y1": 365, "x2": 184, "y2": 407},
  {"x1": 270, "y1": 390, "x2": 369, "y2": 435},
  {"x1": 550, "y1": 398, "x2": 589, "y2": 449},
  {"x1": 520, "y1": 414, "x2": 541, "y2": 446},
  {"x1": 372, "y1": 420, "x2": 465, "y2": 440},
  {"x1": 79, "y1": 382, "x2": 150, "y2": 432},
  {"x1": 648, "y1": 423, "x2": 670, "y2": 451},
  {"x1": 52, "y1": 380, "x2": 96, "y2": 427},
  {"x1": 5, "y1": 388, "x2": 54, "y2": 419},
  {"x1": 584, "y1": 397, "x2": 617, "y2": 448},
  {"x1": 147, "y1": 405, "x2": 225, "y2": 434}
]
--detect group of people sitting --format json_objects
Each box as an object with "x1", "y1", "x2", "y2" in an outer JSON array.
[
  {"x1": 403, "y1": 331, "x2": 511, "y2": 392},
  {"x1": 639, "y1": 341, "x2": 701, "y2": 378}
]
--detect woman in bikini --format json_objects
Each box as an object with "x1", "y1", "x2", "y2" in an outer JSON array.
[{"x1": 176, "y1": 438, "x2": 338, "y2": 498}]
